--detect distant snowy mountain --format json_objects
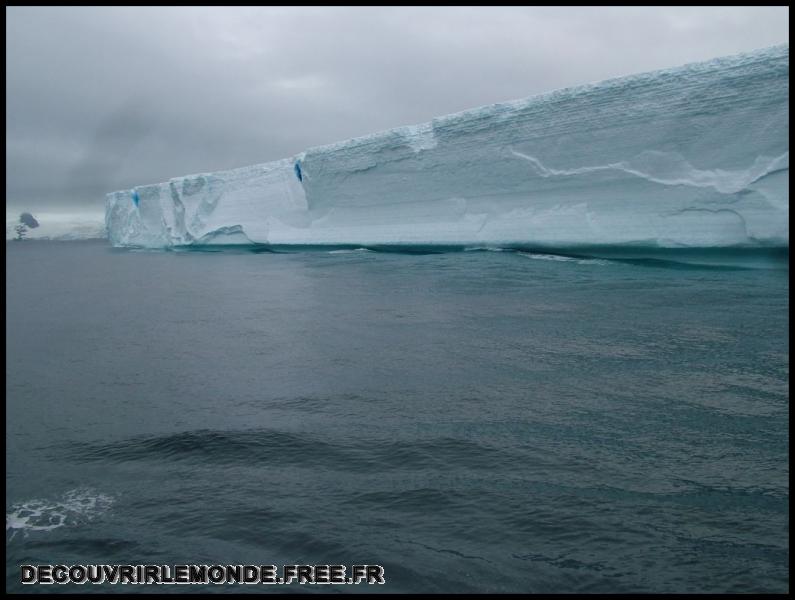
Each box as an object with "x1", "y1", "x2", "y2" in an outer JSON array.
[{"x1": 6, "y1": 212, "x2": 106, "y2": 241}]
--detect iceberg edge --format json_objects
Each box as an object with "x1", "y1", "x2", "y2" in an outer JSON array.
[{"x1": 106, "y1": 44, "x2": 789, "y2": 249}]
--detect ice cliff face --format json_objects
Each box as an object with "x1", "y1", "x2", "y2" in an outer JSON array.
[
  {"x1": 106, "y1": 159, "x2": 307, "y2": 247},
  {"x1": 106, "y1": 45, "x2": 789, "y2": 248}
]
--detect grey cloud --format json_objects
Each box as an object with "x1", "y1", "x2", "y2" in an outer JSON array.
[{"x1": 5, "y1": 6, "x2": 789, "y2": 214}]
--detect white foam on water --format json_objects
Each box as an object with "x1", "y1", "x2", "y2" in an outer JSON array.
[
  {"x1": 6, "y1": 488, "x2": 114, "y2": 539},
  {"x1": 463, "y1": 246, "x2": 511, "y2": 252},
  {"x1": 327, "y1": 248, "x2": 374, "y2": 254},
  {"x1": 519, "y1": 252, "x2": 611, "y2": 265}
]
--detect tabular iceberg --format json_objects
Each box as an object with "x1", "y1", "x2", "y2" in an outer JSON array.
[{"x1": 106, "y1": 45, "x2": 789, "y2": 249}]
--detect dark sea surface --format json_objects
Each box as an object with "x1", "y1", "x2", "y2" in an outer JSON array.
[{"x1": 5, "y1": 240, "x2": 789, "y2": 593}]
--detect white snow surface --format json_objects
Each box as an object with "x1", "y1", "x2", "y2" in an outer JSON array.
[{"x1": 107, "y1": 45, "x2": 789, "y2": 248}]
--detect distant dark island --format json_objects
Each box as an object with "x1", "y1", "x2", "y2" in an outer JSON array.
[{"x1": 13, "y1": 212, "x2": 39, "y2": 240}]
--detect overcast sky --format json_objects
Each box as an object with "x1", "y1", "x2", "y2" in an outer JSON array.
[{"x1": 5, "y1": 6, "x2": 789, "y2": 215}]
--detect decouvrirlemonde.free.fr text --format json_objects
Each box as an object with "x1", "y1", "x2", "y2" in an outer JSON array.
[{"x1": 21, "y1": 564, "x2": 385, "y2": 585}]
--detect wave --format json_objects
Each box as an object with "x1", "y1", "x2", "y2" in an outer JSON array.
[
  {"x1": 138, "y1": 243, "x2": 787, "y2": 270},
  {"x1": 463, "y1": 246, "x2": 511, "y2": 252},
  {"x1": 60, "y1": 427, "x2": 517, "y2": 473},
  {"x1": 6, "y1": 488, "x2": 114, "y2": 540},
  {"x1": 518, "y1": 252, "x2": 612, "y2": 265},
  {"x1": 327, "y1": 248, "x2": 374, "y2": 254}
]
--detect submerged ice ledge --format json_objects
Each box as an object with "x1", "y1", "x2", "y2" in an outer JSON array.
[{"x1": 106, "y1": 45, "x2": 789, "y2": 249}]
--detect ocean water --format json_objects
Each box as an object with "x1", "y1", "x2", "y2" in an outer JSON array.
[{"x1": 5, "y1": 240, "x2": 789, "y2": 593}]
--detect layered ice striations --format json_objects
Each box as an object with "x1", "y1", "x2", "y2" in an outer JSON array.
[
  {"x1": 105, "y1": 159, "x2": 308, "y2": 247},
  {"x1": 106, "y1": 45, "x2": 789, "y2": 248}
]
